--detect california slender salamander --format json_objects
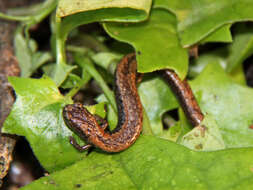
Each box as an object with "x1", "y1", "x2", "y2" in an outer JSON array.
[
  {"x1": 63, "y1": 53, "x2": 143, "y2": 152},
  {"x1": 163, "y1": 69, "x2": 204, "y2": 126}
]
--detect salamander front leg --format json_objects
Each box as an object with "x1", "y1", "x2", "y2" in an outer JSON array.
[{"x1": 69, "y1": 136, "x2": 92, "y2": 152}]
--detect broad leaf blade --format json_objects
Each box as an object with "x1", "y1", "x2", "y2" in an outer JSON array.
[
  {"x1": 104, "y1": 9, "x2": 188, "y2": 78},
  {"x1": 154, "y1": 0, "x2": 253, "y2": 47},
  {"x1": 177, "y1": 0, "x2": 253, "y2": 47},
  {"x1": 22, "y1": 136, "x2": 253, "y2": 190},
  {"x1": 190, "y1": 63, "x2": 253, "y2": 148}
]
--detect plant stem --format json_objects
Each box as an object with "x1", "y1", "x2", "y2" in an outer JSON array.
[
  {"x1": 66, "y1": 81, "x2": 85, "y2": 99},
  {"x1": 66, "y1": 45, "x2": 89, "y2": 54},
  {"x1": 55, "y1": 16, "x2": 66, "y2": 66}
]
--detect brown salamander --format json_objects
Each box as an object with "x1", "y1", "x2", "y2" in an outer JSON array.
[
  {"x1": 63, "y1": 53, "x2": 143, "y2": 152},
  {"x1": 163, "y1": 69, "x2": 204, "y2": 126}
]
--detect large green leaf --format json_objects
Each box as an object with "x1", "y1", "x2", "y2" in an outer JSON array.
[
  {"x1": 154, "y1": 0, "x2": 232, "y2": 44},
  {"x1": 154, "y1": 0, "x2": 253, "y2": 47},
  {"x1": 2, "y1": 76, "x2": 105, "y2": 172},
  {"x1": 104, "y1": 9, "x2": 188, "y2": 78},
  {"x1": 190, "y1": 63, "x2": 253, "y2": 148},
  {"x1": 22, "y1": 135, "x2": 253, "y2": 190}
]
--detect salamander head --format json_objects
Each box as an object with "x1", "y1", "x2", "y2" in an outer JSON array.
[{"x1": 63, "y1": 103, "x2": 93, "y2": 137}]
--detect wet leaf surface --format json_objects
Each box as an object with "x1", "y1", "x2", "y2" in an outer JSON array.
[{"x1": 22, "y1": 135, "x2": 253, "y2": 190}]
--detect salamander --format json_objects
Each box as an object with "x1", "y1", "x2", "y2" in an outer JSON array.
[{"x1": 63, "y1": 53, "x2": 143, "y2": 152}]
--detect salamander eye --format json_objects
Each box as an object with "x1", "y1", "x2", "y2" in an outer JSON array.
[{"x1": 63, "y1": 103, "x2": 92, "y2": 127}]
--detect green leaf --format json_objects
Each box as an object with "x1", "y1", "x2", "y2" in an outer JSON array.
[
  {"x1": 57, "y1": 0, "x2": 152, "y2": 41},
  {"x1": 138, "y1": 76, "x2": 179, "y2": 136},
  {"x1": 60, "y1": 73, "x2": 82, "y2": 89},
  {"x1": 226, "y1": 23, "x2": 253, "y2": 72},
  {"x1": 91, "y1": 52, "x2": 123, "y2": 74},
  {"x1": 14, "y1": 29, "x2": 52, "y2": 77},
  {"x1": 229, "y1": 64, "x2": 247, "y2": 86},
  {"x1": 14, "y1": 31, "x2": 32, "y2": 77},
  {"x1": 142, "y1": 109, "x2": 154, "y2": 136},
  {"x1": 0, "y1": 0, "x2": 57, "y2": 24},
  {"x1": 2, "y1": 76, "x2": 103, "y2": 172},
  {"x1": 50, "y1": 63, "x2": 76, "y2": 87},
  {"x1": 104, "y1": 9, "x2": 188, "y2": 78},
  {"x1": 65, "y1": 67, "x2": 92, "y2": 99},
  {"x1": 155, "y1": 1, "x2": 234, "y2": 45},
  {"x1": 160, "y1": 121, "x2": 182, "y2": 142},
  {"x1": 189, "y1": 50, "x2": 226, "y2": 78},
  {"x1": 86, "y1": 102, "x2": 107, "y2": 119},
  {"x1": 178, "y1": 108, "x2": 193, "y2": 137},
  {"x1": 57, "y1": 0, "x2": 152, "y2": 18},
  {"x1": 189, "y1": 49, "x2": 246, "y2": 85},
  {"x1": 32, "y1": 52, "x2": 52, "y2": 72},
  {"x1": 190, "y1": 63, "x2": 253, "y2": 148},
  {"x1": 181, "y1": 114, "x2": 225, "y2": 151},
  {"x1": 154, "y1": 0, "x2": 253, "y2": 47},
  {"x1": 7, "y1": 0, "x2": 56, "y2": 17},
  {"x1": 96, "y1": 95, "x2": 118, "y2": 130},
  {"x1": 22, "y1": 135, "x2": 253, "y2": 190},
  {"x1": 200, "y1": 24, "x2": 232, "y2": 44}
]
